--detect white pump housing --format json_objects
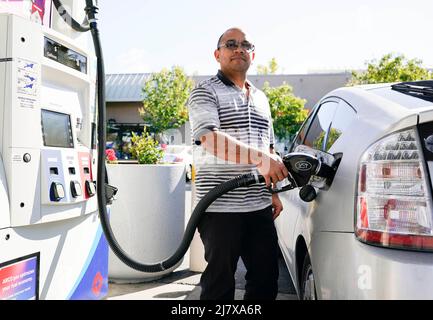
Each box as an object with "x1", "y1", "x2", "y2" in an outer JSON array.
[
  {"x1": 0, "y1": 3, "x2": 108, "y2": 300},
  {"x1": 0, "y1": 13, "x2": 97, "y2": 227}
]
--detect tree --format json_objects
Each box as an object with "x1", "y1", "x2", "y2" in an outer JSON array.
[
  {"x1": 349, "y1": 53, "x2": 433, "y2": 85},
  {"x1": 313, "y1": 128, "x2": 342, "y2": 151},
  {"x1": 257, "y1": 57, "x2": 279, "y2": 75},
  {"x1": 262, "y1": 82, "x2": 308, "y2": 141},
  {"x1": 140, "y1": 66, "x2": 194, "y2": 140}
]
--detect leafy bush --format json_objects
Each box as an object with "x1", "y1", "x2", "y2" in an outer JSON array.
[
  {"x1": 349, "y1": 53, "x2": 433, "y2": 85},
  {"x1": 140, "y1": 66, "x2": 194, "y2": 140},
  {"x1": 129, "y1": 129, "x2": 163, "y2": 164},
  {"x1": 262, "y1": 82, "x2": 308, "y2": 141}
]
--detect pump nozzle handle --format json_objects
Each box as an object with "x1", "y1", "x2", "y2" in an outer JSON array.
[{"x1": 282, "y1": 152, "x2": 321, "y2": 187}]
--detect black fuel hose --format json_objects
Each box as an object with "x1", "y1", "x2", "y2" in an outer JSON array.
[
  {"x1": 53, "y1": 1, "x2": 267, "y2": 273},
  {"x1": 52, "y1": 0, "x2": 91, "y2": 32},
  {"x1": 157, "y1": 173, "x2": 265, "y2": 271}
]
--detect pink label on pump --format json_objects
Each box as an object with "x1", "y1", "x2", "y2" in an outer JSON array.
[{"x1": 78, "y1": 152, "x2": 93, "y2": 199}]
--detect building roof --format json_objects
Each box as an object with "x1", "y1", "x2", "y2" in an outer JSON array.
[
  {"x1": 105, "y1": 72, "x2": 352, "y2": 108},
  {"x1": 106, "y1": 73, "x2": 151, "y2": 102}
]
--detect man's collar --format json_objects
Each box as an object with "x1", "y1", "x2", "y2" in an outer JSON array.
[
  {"x1": 217, "y1": 70, "x2": 235, "y2": 87},
  {"x1": 216, "y1": 70, "x2": 253, "y2": 90}
]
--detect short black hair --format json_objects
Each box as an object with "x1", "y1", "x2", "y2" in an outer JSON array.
[
  {"x1": 217, "y1": 33, "x2": 224, "y2": 49},
  {"x1": 217, "y1": 28, "x2": 245, "y2": 49}
]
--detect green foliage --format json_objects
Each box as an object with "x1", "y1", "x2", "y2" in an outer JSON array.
[
  {"x1": 129, "y1": 129, "x2": 163, "y2": 165},
  {"x1": 262, "y1": 82, "x2": 308, "y2": 141},
  {"x1": 349, "y1": 53, "x2": 433, "y2": 85},
  {"x1": 313, "y1": 128, "x2": 342, "y2": 151},
  {"x1": 140, "y1": 66, "x2": 194, "y2": 136},
  {"x1": 257, "y1": 58, "x2": 279, "y2": 75}
]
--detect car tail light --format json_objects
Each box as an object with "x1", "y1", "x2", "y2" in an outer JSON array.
[{"x1": 355, "y1": 129, "x2": 433, "y2": 251}]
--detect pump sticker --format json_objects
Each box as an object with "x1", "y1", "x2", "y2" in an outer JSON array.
[
  {"x1": 0, "y1": 0, "x2": 50, "y2": 25},
  {"x1": 30, "y1": 0, "x2": 46, "y2": 24},
  {"x1": 0, "y1": 253, "x2": 39, "y2": 300},
  {"x1": 17, "y1": 58, "x2": 39, "y2": 108}
]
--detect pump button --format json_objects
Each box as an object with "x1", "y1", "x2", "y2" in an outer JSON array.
[
  {"x1": 23, "y1": 153, "x2": 31, "y2": 163},
  {"x1": 50, "y1": 182, "x2": 65, "y2": 202},
  {"x1": 85, "y1": 180, "x2": 96, "y2": 197},
  {"x1": 70, "y1": 181, "x2": 82, "y2": 198}
]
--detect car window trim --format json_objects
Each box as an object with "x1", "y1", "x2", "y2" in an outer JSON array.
[
  {"x1": 301, "y1": 99, "x2": 339, "y2": 151},
  {"x1": 290, "y1": 102, "x2": 322, "y2": 152},
  {"x1": 324, "y1": 96, "x2": 358, "y2": 151},
  {"x1": 322, "y1": 121, "x2": 333, "y2": 151},
  {"x1": 327, "y1": 95, "x2": 358, "y2": 114},
  {"x1": 290, "y1": 95, "x2": 358, "y2": 153},
  {"x1": 289, "y1": 107, "x2": 316, "y2": 152}
]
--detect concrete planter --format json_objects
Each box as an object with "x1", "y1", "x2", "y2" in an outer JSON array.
[{"x1": 106, "y1": 163, "x2": 185, "y2": 283}]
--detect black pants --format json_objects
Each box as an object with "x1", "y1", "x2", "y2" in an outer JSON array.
[{"x1": 197, "y1": 206, "x2": 279, "y2": 300}]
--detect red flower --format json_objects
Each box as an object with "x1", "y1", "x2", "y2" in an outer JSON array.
[{"x1": 106, "y1": 149, "x2": 117, "y2": 161}]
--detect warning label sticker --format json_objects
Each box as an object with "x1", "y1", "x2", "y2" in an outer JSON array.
[{"x1": 16, "y1": 58, "x2": 39, "y2": 109}]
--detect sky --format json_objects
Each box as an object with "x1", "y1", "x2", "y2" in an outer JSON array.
[{"x1": 97, "y1": 0, "x2": 433, "y2": 76}]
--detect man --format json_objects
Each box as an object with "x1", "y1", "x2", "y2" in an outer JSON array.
[{"x1": 188, "y1": 27, "x2": 289, "y2": 300}]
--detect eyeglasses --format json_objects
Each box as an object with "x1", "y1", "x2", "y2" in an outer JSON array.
[{"x1": 218, "y1": 39, "x2": 255, "y2": 53}]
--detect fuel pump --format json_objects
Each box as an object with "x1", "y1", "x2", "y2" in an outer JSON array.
[{"x1": 0, "y1": 0, "x2": 106, "y2": 300}]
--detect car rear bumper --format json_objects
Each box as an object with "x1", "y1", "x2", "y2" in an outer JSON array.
[{"x1": 312, "y1": 231, "x2": 433, "y2": 299}]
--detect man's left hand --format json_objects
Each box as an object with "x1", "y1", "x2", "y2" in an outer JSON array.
[{"x1": 272, "y1": 194, "x2": 283, "y2": 220}]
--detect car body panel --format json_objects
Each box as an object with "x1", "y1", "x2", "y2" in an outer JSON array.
[
  {"x1": 274, "y1": 82, "x2": 433, "y2": 299},
  {"x1": 275, "y1": 192, "x2": 303, "y2": 291},
  {"x1": 312, "y1": 231, "x2": 433, "y2": 299}
]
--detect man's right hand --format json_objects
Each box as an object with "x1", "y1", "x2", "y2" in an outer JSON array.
[
  {"x1": 200, "y1": 131, "x2": 289, "y2": 187},
  {"x1": 256, "y1": 152, "x2": 289, "y2": 187}
]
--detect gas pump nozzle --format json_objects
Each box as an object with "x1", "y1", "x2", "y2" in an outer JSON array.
[{"x1": 270, "y1": 146, "x2": 339, "y2": 202}]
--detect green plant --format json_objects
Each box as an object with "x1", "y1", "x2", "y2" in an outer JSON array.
[
  {"x1": 349, "y1": 53, "x2": 433, "y2": 85},
  {"x1": 313, "y1": 128, "x2": 342, "y2": 151},
  {"x1": 140, "y1": 66, "x2": 194, "y2": 140},
  {"x1": 257, "y1": 57, "x2": 279, "y2": 75},
  {"x1": 129, "y1": 129, "x2": 164, "y2": 164},
  {"x1": 262, "y1": 82, "x2": 308, "y2": 141}
]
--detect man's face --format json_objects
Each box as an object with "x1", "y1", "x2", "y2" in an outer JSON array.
[{"x1": 214, "y1": 29, "x2": 255, "y2": 74}]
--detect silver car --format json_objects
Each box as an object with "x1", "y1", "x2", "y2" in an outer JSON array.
[{"x1": 274, "y1": 80, "x2": 433, "y2": 299}]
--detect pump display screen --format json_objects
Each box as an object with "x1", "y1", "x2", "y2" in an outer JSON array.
[
  {"x1": 44, "y1": 37, "x2": 87, "y2": 74},
  {"x1": 41, "y1": 110, "x2": 74, "y2": 148}
]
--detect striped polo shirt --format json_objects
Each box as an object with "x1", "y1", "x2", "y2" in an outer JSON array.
[{"x1": 188, "y1": 70, "x2": 275, "y2": 213}]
